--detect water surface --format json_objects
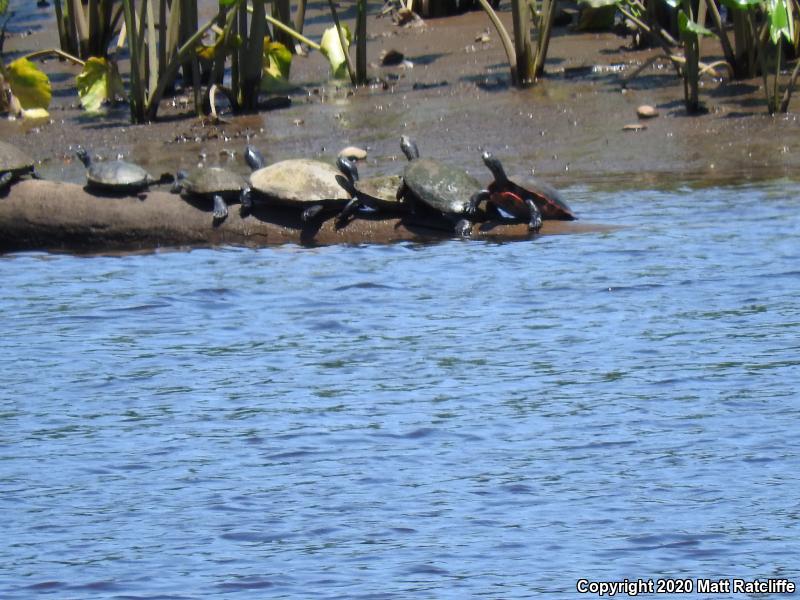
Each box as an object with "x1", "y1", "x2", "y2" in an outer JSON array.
[{"x1": 2, "y1": 182, "x2": 799, "y2": 598}]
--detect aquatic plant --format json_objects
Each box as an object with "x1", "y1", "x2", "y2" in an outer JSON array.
[
  {"x1": 478, "y1": 0, "x2": 557, "y2": 85},
  {"x1": 606, "y1": 0, "x2": 800, "y2": 113},
  {"x1": 53, "y1": 0, "x2": 123, "y2": 59}
]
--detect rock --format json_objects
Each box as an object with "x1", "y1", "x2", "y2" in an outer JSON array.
[
  {"x1": 623, "y1": 123, "x2": 646, "y2": 131},
  {"x1": 381, "y1": 49, "x2": 405, "y2": 66},
  {"x1": 338, "y1": 146, "x2": 368, "y2": 161},
  {"x1": 637, "y1": 104, "x2": 659, "y2": 118}
]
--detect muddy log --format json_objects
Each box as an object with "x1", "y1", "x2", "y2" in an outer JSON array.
[{"x1": 0, "y1": 180, "x2": 600, "y2": 254}]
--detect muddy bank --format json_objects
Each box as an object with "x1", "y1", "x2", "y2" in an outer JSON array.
[
  {"x1": 0, "y1": 180, "x2": 605, "y2": 253},
  {"x1": 2, "y1": 1, "x2": 800, "y2": 195}
]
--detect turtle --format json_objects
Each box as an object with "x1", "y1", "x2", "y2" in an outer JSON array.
[
  {"x1": 244, "y1": 146, "x2": 352, "y2": 222},
  {"x1": 335, "y1": 156, "x2": 407, "y2": 224},
  {"x1": 0, "y1": 141, "x2": 36, "y2": 192},
  {"x1": 171, "y1": 166, "x2": 250, "y2": 224},
  {"x1": 481, "y1": 152, "x2": 575, "y2": 226},
  {"x1": 397, "y1": 135, "x2": 487, "y2": 237},
  {"x1": 76, "y1": 148, "x2": 164, "y2": 194}
]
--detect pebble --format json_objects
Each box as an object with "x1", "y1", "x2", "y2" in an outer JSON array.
[
  {"x1": 637, "y1": 104, "x2": 658, "y2": 118},
  {"x1": 338, "y1": 146, "x2": 368, "y2": 161},
  {"x1": 381, "y1": 49, "x2": 404, "y2": 66},
  {"x1": 623, "y1": 123, "x2": 646, "y2": 131}
]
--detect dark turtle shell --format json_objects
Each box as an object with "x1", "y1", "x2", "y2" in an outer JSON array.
[
  {"x1": 402, "y1": 158, "x2": 482, "y2": 215},
  {"x1": 0, "y1": 140, "x2": 35, "y2": 177},
  {"x1": 483, "y1": 152, "x2": 574, "y2": 220},
  {"x1": 86, "y1": 160, "x2": 155, "y2": 192},
  {"x1": 249, "y1": 159, "x2": 350, "y2": 206},
  {"x1": 179, "y1": 167, "x2": 246, "y2": 198}
]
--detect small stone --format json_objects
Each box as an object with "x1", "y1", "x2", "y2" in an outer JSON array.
[
  {"x1": 637, "y1": 104, "x2": 658, "y2": 118},
  {"x1": 381, "y1": 49, "x2": 404, "y2": 66},
  {"x1": 475, "y1": 32, "x2": 491, "y2": 43},
  {"x1": 623, "y1": 123, "x2": 646, "y2": 131},
  {"x1": 338, "y1": 146, "x2": 368, "y2": 161}
]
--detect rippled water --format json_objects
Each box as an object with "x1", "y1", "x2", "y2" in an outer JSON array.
[{"x1": 2, "y1": 182, "x2": 800, "y2": 598}]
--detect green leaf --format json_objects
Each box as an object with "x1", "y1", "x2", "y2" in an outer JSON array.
[
  {"x1": 6, "y1": 57, "x2": 51, "y2": 110},
  {"x1": 678, "y1": 10, "x2": 716, "y2": 37},
  {"x1": 320, "y1": 24, "x2": 352, "y2": 80},
  {"x1": 76, "y1": 57, "x2": 125, "y2": 114},
  {"x1": 219, "y1": 0, "x2": 239, "y2": 6},
  {"x1": 769, "y1": 0, "x2": 792, "y2": 43},
  {"x1": 0, "y1": 0, "x2": 8, "y2": 15},
  {"x1": 261, "y1": 39, "x2": 293, "y2": 92}
]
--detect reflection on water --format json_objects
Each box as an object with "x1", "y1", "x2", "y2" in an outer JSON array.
[{"x1": 2, "y1": 182, "x2": 799, "y2": 598}]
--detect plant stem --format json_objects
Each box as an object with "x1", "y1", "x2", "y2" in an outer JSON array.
[
  {"x1": 477, "y1": 0, "x2": 517, "y2": 85},
  {"x1": 22, "y1": 48, "x2": 85, "y2": 66}
]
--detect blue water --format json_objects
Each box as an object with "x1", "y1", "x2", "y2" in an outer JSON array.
[{"x1": 2, "y1": 182, "x2": 799, "y2": 599}]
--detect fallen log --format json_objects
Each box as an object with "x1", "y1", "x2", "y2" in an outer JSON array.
[{"x1": 0, "y1": 180, "x2": 607, "y2": 254}]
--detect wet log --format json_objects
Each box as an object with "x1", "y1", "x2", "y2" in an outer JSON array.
[{"x1": 0, "y1": 180, "x2": 604, "y2": 254}]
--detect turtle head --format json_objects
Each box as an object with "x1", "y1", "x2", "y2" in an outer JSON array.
[
  {"x1": 75, "y1": 147, "x2": 92, "y2": 168},
  {"x1": 400, "y1": 136, "x2": 420, "y2": 162},
  {"x1": 481, "y1": 151, "x2": 508, "y2": 184},
  {"x1": 336, "y1": 156, "x2": 359, "y2": 183},
  {"x1": 244, "y1": 145, "x2": 265, "y2": 171},
  {"x1": 170, "y1": 169, "x2": 188, "y2": 193}
]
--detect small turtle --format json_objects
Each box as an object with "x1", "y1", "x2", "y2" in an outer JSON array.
[
  {"x1": 335, "y1": 156, "x2": 407, "y2": 223},
  {"x1": 76, "y1": 148, "x2": 162, "y2": 194},
  {"x1": 482, "y1": 152, "x2": 575, "y2": 224},
  {"x1": 171, "y1": 166, "x2": 249, "y2": 224},
  {"x1": 398, "y1": 135, "x2": 486, "y2": 237},
  {"x1": 244, "y1": 146, "x2": 352, "y2": 222},
  {"x1": 0, "y1": 141, "x2": 36, "y2": 192}
]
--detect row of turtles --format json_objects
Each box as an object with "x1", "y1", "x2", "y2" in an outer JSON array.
[{"x1": 0, "y1": 138, "x2": 574, "y2": 235}]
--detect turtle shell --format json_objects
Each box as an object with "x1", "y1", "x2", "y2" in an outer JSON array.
[
  {"x1": 489, "y1": 177, "x2": 574, "y2": 220},
  {"x1": 86, "y1": 160, "x2": 154, "y2": 191},
  {"x1": 181, "y1": 167, "x2": 246, "y2": 197},
  {"x1": 0, "y1": 140, "x2": 35, "y2": 177},
  {"x1": 249, "y1": 159, "x2": 350, "y2": 205},
  {"x1": 356, "y1": 174, "x2": 406, "y2": 210},
  {"x1": 402, "y1": 159, "x2": 481, "y2": 215}
]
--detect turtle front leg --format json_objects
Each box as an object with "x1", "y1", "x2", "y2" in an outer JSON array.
[
  {"x1": 466, "y1": 190, "x2": 490, "y2": 216},
  {"x1": 239, "y1": 187, "x2": 253, "y2": 217},
  {"x1": 335, "y1": 197, "x2": 363, "y2": 226},
  {"x1": 525, "y1": 198, "x2": 542, "y2": 232},
  {"x1": 453, "y1": 218, "x2": 473, "y2": 237},
  {"x1": 302, "y1": 204, "x2": 324, "y2": 222},
  {"x1": 212, "y1": 194, "x2": 229, "y2": 222},
  {"x1": 0, "y1": 171, "x2": 12, "y2": 192}
]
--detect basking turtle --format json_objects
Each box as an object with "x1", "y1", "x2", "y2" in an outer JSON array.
[
  {"x1": 171, "y1": 166, "x2": 249, "y2": 224},
  {"x1": 335, "y1": 156, "x2": 407, "y2": 223},
  {"x1": 76, "y1": 148, "x2": 162, "y2": 194},
  {"x1": 0, "y1": 141, "x2": 35, "y2": 191},
  {"x1": 398, "y1": 135, "x2": 486, "y2": 237},
  {"x1": 482, "y1": 152, "x2": 575, "y2": 224},
  {"x1": 244, "y1": 146, "x2": 352, "y2": 222}
]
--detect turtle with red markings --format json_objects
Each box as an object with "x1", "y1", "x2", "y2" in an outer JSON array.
[{"x1": 480, "y1": 152, "x2": 575, "y2": 231}]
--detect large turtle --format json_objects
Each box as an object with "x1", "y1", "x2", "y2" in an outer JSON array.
[
  {"x1": 0, "y1": 141, "x2": 36, "y2": 191},
  {"x1": 171, "y1": 166, "x2": 249, "y2": 224},
  {"x1": 244, "y1": 146, "x2": 352, "y2": 222},
  {"x1": 398, "y1": 135, "x2": 486, "y2": 237},
  {"x1": 76, "y1": 148, "x2": 163, "y2": 194},
  {"x1": 482, "y1": 152, "x2": 575, "y2": 223},
  {"x1": 335, "y1": 156, "x2": 408, "y2": 224}
]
